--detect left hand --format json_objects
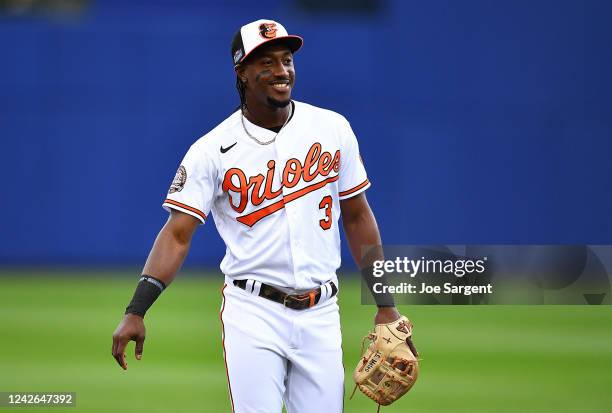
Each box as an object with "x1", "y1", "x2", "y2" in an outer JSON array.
[
  {"x1": 111, "y1": 314, "x2": 146, "y2": 370},
  {"x1": 374, "y1": 307, "x2": 419, "y2": 357},
  {"x1": 374, "y1": 306, "x2": 401, "y2": 324}
]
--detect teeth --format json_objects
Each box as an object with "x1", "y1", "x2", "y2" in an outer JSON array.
[{"x1": 272, "y1": 84, "x2": 288, "y2": 89}]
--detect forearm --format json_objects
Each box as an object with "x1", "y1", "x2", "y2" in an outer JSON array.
[
  {"x1": 342, "y1": 206, "x2": 382, "y2": 269},
  {"x1": 141, "y1": 219, "x2": 193, "y2": 287},
  {"x1": 124, "y1": 211, "x2": 199, "y2": 317},
  {"x1": 341, "y1": 195, "x2": 396, "y2": 312}
]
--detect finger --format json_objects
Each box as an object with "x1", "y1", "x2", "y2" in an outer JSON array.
[
  {"x1": 113, "y1": 348, "x2": 125, "y2": 370},
  {"x1": 135, "y1": 335, "x2": 145, "y2": 360},
  {"x1": 407, "y1": 338, "x2": 419, "y2": 357},
  {"x1": 114, "y1": 338, "x2": 129, "y2": 370},
  {"x1": 112, "y1": 336, "x2": 121, "y2": 366},
  {"x1": 112, "y1": 350, "x2": 124, "y2": 369}
]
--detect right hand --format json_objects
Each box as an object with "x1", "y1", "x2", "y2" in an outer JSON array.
[{"x1": 111, "y1": 313, "x2": 146, "y2": 370}]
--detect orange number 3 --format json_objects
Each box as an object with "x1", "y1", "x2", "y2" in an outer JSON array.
[{"x1": 319, "y1": 195, "x2": 332, "y2": 230}]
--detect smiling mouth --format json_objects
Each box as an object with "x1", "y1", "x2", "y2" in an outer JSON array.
[{"x1": 270, "y1": 81, "x2": 290, "y2": 91}]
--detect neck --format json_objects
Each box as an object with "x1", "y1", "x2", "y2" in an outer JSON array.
[{"x1": 243, "y1": 100, "x2": 291, "y2": 129}]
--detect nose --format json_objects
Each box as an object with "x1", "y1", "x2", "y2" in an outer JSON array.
[{"x1": 272, "y1": 60, "x2": 289, "y2": 77}]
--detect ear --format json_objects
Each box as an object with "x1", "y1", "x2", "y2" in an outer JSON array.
[{"x1": 235, "y1": 65, "x2": 248, "y2": 84}]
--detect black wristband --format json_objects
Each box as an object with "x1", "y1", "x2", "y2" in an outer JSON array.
[
  {"x1": 361, "y1": 265, "x2": 396, "y2": 307},
  {"x1": 125, "y1": 275, "x2": 166, "y2": 317}
]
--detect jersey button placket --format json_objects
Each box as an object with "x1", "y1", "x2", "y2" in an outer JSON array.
[
  {"x1": 276, "y1": 128, "x2": 303, "y2": 285},
  {"x1": 273, "y1": 134, "x2": 301, "y2": 287}
]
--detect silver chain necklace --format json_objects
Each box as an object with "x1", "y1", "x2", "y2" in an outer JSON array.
[{"x1": 241, "y1": 103, "x2": 293, "y2": 146}]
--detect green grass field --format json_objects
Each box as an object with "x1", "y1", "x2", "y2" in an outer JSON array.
[{"x1": 1, "y1": 270, "x2": 611, "y2": 413}]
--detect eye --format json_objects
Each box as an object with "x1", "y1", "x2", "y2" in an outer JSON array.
[
  {"x1": 284, "y1": 58, "x2": 293, "y2": 65},
  {"x1": 262, "y1": 59, "x2": 273, "y2": 66}
]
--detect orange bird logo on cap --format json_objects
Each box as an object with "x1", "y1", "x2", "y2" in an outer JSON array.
[{"x1": 259, "y1": 22, "x2": 277, "y2": 39}]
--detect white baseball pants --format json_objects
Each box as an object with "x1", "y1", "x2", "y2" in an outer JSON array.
[{"x1": 219, "y1": 279, "x2": 344, "y2": 413}]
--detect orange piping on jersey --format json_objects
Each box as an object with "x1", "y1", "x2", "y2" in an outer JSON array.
[
  {"x1": 339, "y1": 179, "x2": 370, "y2": 197},
  {"x1": 237, "y1": 175, "x2": 340, "y2": 227},
  {"x1": 219, "y1": 284, "x2": 236, "y2": 413},
  {"x1": 163, "y1": 199, "x2": 207, "y2": 220}
]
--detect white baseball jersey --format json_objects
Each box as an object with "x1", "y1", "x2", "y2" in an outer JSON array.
[{"x1": 163, "y1": 100, "x2": 370, "y2": 290}]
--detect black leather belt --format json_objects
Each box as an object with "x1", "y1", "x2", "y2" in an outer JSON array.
[{"x1": 233, "y1": 279, "x2": 338, "y2": 310}]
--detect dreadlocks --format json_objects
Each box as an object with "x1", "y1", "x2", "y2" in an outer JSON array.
[{"x1": 236, "y1": 75, "x2": 247, "y2": 111}]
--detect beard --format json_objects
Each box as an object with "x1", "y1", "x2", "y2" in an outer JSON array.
[{"x1": 266, "y1": 96, "x2": 291, "y2": 108}]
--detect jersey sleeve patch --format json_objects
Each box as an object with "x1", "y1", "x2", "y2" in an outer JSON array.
[
  {"x1": 168, "y1": 165, "x2": 187, "y2": 194},
  {"x1": 162, "y1": 199, "x2": 207, "y2": 223}
]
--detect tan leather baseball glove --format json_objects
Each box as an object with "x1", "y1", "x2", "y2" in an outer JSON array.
[{"x1": 352, "y1": 316, "x2": 419, "y2": 411}]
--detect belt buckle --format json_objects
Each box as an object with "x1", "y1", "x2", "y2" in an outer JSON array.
[{"x1": 283, "y1": 291, "x2": 317, "y2": 310}]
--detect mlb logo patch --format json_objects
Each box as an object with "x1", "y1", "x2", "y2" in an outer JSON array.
[{"x1": 233, "y1": 48, "x2": 244, "y2": 64}]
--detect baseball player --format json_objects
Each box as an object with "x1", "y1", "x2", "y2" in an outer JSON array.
[{"x1": 111, "y1": 19, "x2": 405, "y2": 413}]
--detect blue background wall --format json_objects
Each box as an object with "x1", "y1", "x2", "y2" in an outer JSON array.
[{"x1": 1, "y1": 0, "x2": 611, "y2": 267}]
